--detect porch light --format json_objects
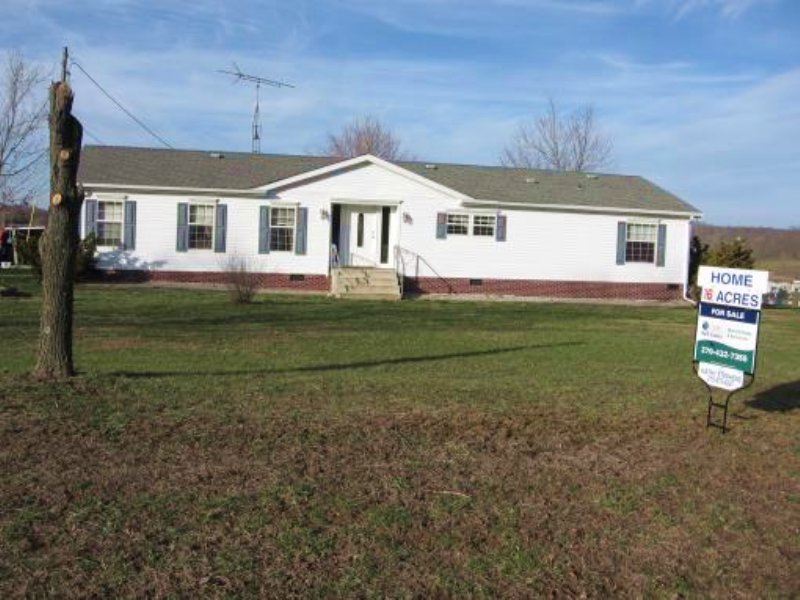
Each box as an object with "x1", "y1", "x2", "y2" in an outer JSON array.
[
  {"x1": 320, "y1": 208, "x2": 330, "y2": 220},
  {"x1": 402, "y1": 212, "x2": 413, "y2": 224}
]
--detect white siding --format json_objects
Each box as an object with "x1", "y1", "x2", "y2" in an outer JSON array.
[
  {"x1": 86, "y1": 161, "x2": 693, "y2": 288},
  {"x1": 396, "y1": 201, "x2": 691, "y2": 284},
  {"x1": 86, "y1": 194, "x2": 332, "y2": 275}
]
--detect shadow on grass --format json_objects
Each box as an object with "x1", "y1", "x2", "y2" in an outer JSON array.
[
  {"x1": 110, "y1": 342, "x2": 583, "y2": 379},
  {"x1": 746, "y1": 380, "x2": 800, "y2": 413}
]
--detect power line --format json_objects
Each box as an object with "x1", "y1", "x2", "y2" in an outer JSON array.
[
  {"x1": 70, "y1": 60, "x2": 174, "y2": 149},
  {"x1": 83, "y1": 128, "x2": 107, "y2": 145},
  {"x1": 0, "y1": 149, "x2": 48, "y2": 178}
]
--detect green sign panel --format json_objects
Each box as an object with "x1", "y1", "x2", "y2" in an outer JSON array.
[{"x1": 693, "y1": 339, "x2": 755, "y2": 373}]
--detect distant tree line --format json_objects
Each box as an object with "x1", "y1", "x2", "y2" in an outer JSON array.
[{"x1": 696, "y1": 225, "x2": 800, "y2": 262}]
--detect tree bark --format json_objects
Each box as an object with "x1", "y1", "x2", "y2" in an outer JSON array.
[{"x1": 33, "y1": 81, "x2": 83, "y2": 379}]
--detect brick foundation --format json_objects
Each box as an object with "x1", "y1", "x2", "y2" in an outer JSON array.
[
  {"x1": 404, "y1": 276, "x2": 684, "y2": 301},
  {"x1": 94, "y1": 269, "x2": 684, "y2": 301}
]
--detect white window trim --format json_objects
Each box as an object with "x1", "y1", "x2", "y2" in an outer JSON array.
[
  {"x1": 187, "y1": 200, "x2": 217, "y2": 252},
  {"x1": 471, "y1": 214, "x2": 496, "y2": 237},
  {"x1": 269, "y1": 204, "x2": 298, "y2": 253},
  {"x1": 445, "y1": 211, "x2": 498, "y2": 238},
  {"x1": 625, "y1": 221, "x2": 658, "y2": 264},
  {"x1": 95, "y1": 199, "x2": 125, "y2": 249},
  {"x1": 446, "y1": 212, "x2": 469, "y2": 236}
]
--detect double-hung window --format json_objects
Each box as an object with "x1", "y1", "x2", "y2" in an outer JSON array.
[
  {"x1": 438, "y1": 211, "x2": 504, "y2": 241},
  {"x1": 472, "y1": 214, "x2": 496, "y2": 237},
  {"x1": 625, "y1": 223, "x2": 657, "y2": 263},
  {"x1": 446, "y1": 214, "x2": 469, "y2": 235},
  {"x1": 96, "y1": 200, "x2": 123, "y2": 246},
  {"x1": 270, "y1": 206, "x2": 296, "y2": 252},
  {"x1": 188, "y1": 204, "x2": 215, "y2": 250}
]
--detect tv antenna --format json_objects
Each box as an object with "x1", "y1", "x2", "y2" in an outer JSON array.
[{"x1": 218, "y1": 63, "x2": 294, "y2": 153}]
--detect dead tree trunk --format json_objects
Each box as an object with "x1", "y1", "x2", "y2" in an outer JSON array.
[{"x1": 33, "y1": 80, "x2": 83, "y2": 379}]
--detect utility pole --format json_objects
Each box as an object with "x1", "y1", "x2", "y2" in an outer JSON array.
[
  {"x1": 218, "y1": 64, "x2": 293, "y2": 153},
  {"x1": 61, "y1": 46, "x2": 69, "y2": 83}
]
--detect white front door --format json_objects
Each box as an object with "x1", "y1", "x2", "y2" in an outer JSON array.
[{"x1": 345, "y1": 207, "x2": 380, "y2": 266}]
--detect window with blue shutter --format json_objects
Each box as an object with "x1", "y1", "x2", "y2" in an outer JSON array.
[
  {"x1": 436, "y1": 212, "x2": 447, "y2": 239},
  {"x1": 656, "y1": 223, "x2": 667, "y2": 267},
  {"x1": 496, "y1": 214, "x2": 507, "y2": 242},
  {"x1": 295, "y1": 207, "x2": 308, "y2": 255},
  {"x1": 258, "y1": 205, "x2": 271, "y2": 254},
  {"x1": 176, "y1": 203, "x2": 189, "y2": 252},
  {"x1": 622, "y1": 222, "x2": 660, "y2": 264},
  {"x1": 616, "y1": 221, "x2": 626, "y2": 265},
  {"x1": 123, "y1": 200, "x2": 136, "y2": 250},
  {"x1": 214, "y1": 204, "x2": 227, "y2": 253},
  {"x1": 84, "y1": 199, "x2": 98, "y2": 237}
]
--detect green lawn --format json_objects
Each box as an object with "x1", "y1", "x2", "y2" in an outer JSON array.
[{"x1": 1, "y1": 270, "x2": 798, "y2": 597}]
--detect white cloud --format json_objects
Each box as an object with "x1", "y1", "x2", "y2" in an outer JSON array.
[{"x1": 638, "y1": 0, "x2": 776, "y2": 19}]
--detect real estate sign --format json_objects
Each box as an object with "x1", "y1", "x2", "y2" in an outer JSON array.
[{"x1": 694, "y1": 266, "x2": 769, "y2": 390}]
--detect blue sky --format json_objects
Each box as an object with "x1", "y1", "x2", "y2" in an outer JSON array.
[{"x1": 3, "y1": 0, "x2": 798, "y2": 226}]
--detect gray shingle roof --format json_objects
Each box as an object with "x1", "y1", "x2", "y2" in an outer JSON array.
[{"x1": 79, "y1": 145, "x2": 700, "y2": 215}]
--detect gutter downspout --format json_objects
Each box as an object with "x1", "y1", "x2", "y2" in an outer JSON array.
[{"x1": 683, "y1": 217, "x2": 702, "y2": 305}]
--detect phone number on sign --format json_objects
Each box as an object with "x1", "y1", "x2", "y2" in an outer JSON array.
[{"x1": 699, "y1": 347, "x2": 748, "y2": 364}]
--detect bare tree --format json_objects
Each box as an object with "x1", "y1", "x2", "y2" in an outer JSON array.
[
  {"x1": 34, "y1": 54, "x2": 84, "y2": 380},
  {"x1": 323, "y1": 115, "x2": 407, "y2": 161},
  {"x1": 501, "y1": 98, "x2": 613, "y2": 172},
  {"x1": 0, "y1": 51, "x2": 47, "y2": 204}
]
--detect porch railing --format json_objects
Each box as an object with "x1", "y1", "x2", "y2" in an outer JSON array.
[{"x1": 394, "y1": 245, "x2": 455, "y2": 295}]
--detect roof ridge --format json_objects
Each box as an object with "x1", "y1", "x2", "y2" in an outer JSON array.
[{"x1": 83, "y1": 144, "x2": 337, "y2": 162}]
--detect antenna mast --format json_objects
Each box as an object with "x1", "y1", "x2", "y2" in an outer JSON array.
[{"x1": 218, "y1": 64, "x2": 294, "y2": 154}]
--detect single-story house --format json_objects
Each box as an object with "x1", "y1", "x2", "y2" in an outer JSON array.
[{"x1": 78, "y1": 145, "x2": 702, "y2": 300}]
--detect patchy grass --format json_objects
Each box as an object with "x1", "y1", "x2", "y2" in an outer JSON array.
[
  {"x1": 1, "y1": 272, "x2": 799, "y2": 597},
  {"x1": 757, "y1": 258, "x2": 800, "y2": 282}
]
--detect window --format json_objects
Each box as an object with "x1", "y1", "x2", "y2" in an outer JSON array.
[
  {"x1": 447, "y1": 214, "x2": 469, "y2": 235},
  {"x1": 357, "y1": 212, "x2": 364, "y2": 247},
  {"x1": 189, "y1": 204, "x2": 214, "y2": 250},
  {"x1": 472, "y1": 215, "x2": 496, "y2": 237},
  {"x1": 96, "y1": 200, "x2": 123, "y2": 246},
  {"x1": 625, "y1": 223, "x2": 657, "y2": 263},
  {"x1": 270, "y1": 206, "x2": 296, "y2": 252}
]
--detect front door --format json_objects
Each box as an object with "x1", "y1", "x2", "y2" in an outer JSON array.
[{"x1": 343, "y1": 206, "x2": 380, "y2": 266}]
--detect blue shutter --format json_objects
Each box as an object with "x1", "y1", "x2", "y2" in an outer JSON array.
[
  {"x1": 176, "y1": 203, "x2": 189, "y2": 252},
  {"x1": 436, "y1": 212, "x2": 447, "y2": 239},
  {"x1": 214, "y1": 203, "x2": 227, "y2": 253},
  {"x1": 258, "y1": 206, "x2": 271, "y2": 254},
  {"x1": 496, "y1": 214, "x2": 507, "y2": 242},
  {"x1": 616, "y1": 221, "x2": 626, "y2": 265},
  {"x1": 84, "y1": 199, "x2": 98, "y2": 237},
  {"x1": 656, "y1": 223, "x2": 667, "y2": 267},
  {"x1": 295, "y1": 207, "x2": 308, "y2": 255},
  {"x1": 123, "y1": 200, "x2": 136, "y2": 250}
]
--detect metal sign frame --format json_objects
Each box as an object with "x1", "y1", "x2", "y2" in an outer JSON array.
[{"x1": 691, "y1": 300, "x2": 764, "y2": 433}]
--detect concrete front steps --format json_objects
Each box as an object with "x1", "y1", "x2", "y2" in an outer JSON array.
[{"x1": 332, "y1": 267, "x2": 401, "y2": 300}]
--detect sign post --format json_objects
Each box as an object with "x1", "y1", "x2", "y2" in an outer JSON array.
[{"x1": 693, "y1": 266, "x2": 769, "y2": 432}]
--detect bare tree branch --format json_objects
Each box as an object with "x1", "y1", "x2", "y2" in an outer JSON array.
[
  {"x1": 501, "y1": 98, "x2": 613, "y2": 172},
  {"x1": 323, "y1": 115, "x2": 408, "y2": 161},
  {"x1": 0, "y1": 51, "x2": 47, "y2": 204}
]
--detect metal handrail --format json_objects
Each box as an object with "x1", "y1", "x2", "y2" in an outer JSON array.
[
  {"x1": 394, "y1": 244, "x2": 406, "y2": 297},
  {"x1": 394, "y1": 245, "x2": 454, "y2": 294},
  {"x1": 349, "y1": 252, "x2": 378, "y2": 267}
]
